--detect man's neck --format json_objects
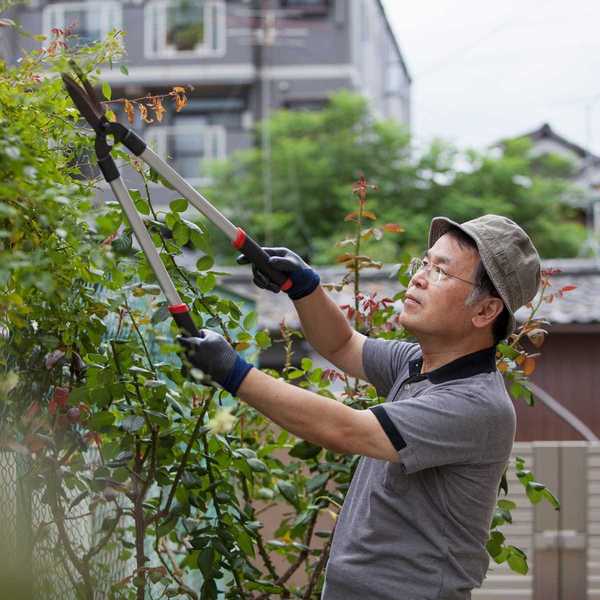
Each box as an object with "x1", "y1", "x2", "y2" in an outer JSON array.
[{"x1": 416, "y1": 335, "x2": 495, "y2": 374}]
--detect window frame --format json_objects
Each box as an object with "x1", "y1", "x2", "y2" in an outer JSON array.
[
  {"x1": 42, "y1": 1, "x2": 123, "y2": 47},
  {"x1": 144, "y1": 123, "x2": 227, "y2": 187},
  {"x1": 144, "y1": 0, "x2": 226, "y2": 59}
]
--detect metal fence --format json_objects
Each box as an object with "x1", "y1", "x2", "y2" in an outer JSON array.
[{"x1": 0, "y1": 449, "x2": 128, "y2": 600}]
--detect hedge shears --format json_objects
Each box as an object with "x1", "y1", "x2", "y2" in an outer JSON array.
[{"x1": 61, "y1": 64, "x2": 291, "y2": 337}]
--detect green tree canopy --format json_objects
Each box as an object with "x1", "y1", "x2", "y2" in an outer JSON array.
[{"x1": 206, "y1": 92, "x2": 586, "y2": 264}]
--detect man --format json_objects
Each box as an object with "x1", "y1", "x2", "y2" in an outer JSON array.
[{"x1": 180, "y1": 215, "x2": 541, "y2": 600}]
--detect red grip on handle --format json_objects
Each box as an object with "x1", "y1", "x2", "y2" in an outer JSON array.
[
  {"x1": 232, "y1": 227, "x2": 247, "y2": 250},
  {"x1": 281, "y1": 278, "x2": 293, "y2": 292},
  {"x1": 168, "y1": 304, "x2": 190, "y2": 314}
]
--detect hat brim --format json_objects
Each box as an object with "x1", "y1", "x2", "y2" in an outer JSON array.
[{"x1": 428, "y1": 217, "x2": 516, "y2": 341}]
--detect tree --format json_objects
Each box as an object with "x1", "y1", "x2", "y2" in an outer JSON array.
[{"x1": 206, "y1": 94, "x2": 586, "y2": 264}]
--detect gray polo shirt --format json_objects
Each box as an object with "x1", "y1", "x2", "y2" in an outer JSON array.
[{"x1": 323, "y1": 339, "x2": 516, "y2": 600}]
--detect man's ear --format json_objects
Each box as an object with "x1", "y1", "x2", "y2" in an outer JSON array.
[{"x1": 472, "y1": 296, "x2": 504, "y2": 330}]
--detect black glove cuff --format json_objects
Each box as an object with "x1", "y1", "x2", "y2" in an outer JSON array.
[
  {"x1": 221, "y1": 355, "x2": 253, "y2": 395},
  {"x1": 287, "y1": 268, "x2": 320, "y2": 300}
]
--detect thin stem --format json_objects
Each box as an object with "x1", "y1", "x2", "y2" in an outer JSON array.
[
  {"x1": 202, "y1": 430, "x2": 248, "y2": 599},
  {"x1": 125, "y1": 298, "x2": 156, "y2": 372},
  {"x1": 164, "y1": 404, "x2": 209, "y2": 515}
]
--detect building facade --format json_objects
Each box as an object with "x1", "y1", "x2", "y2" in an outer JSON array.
[{"x1": 4, "y1": 0, "x2": 411, "y2": 190}]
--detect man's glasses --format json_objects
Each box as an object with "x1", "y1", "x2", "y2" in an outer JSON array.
[{"x1": 408, "y1": 256, "x2": 476, "y2": 286}]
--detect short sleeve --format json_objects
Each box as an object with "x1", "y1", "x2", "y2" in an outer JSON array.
[
  {"x1": 362, "y1": 338, "x2": 419, "y2": 397},
  {"x1": 371, "y1": 388, "x2": 491, "y2": 474}
]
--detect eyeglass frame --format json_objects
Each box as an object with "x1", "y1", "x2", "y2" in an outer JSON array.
[{"x1": 408, "y1": 255, "x2": 477, "y2": 287}]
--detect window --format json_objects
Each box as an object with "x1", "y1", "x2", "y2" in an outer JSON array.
[
  {"x1": 283, "y1": 98, "x2": 328, "y2": 112},
  {"x1": 145, "y1": 0, "x2": 226, "y2": 58},
  {"x1": 42, "y1": 2, "x2": 122, "y2": 47},
  {"x1": 280, "y1": 0, "x2": 329, "y2": 17},
  {"x1": 145, "y1": 121, "x2": 226, "y2": 185}
]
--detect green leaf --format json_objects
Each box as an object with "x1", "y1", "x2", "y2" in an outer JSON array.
[
  {"x1": 102, "y1": 81, "x2": 112, "y2": 101},
  {"x1": 196, "y1": 255, "x2": 214, "y2": 271},
  {"x1": 497, "y1": 499, "x2": 517, "y2": 511},
  {"x1": 120, "y1": 415, "x2": 145, "y2": 433},
  {"x1": 120, "y1": 64, "x2": 129, "y2": 76},
  {"x1": 507, "y1": 551, "x2": 528, "y2": 575},
  {"x1": 247, "y1": 458, "x2": 268, "y2": 472},
  {"x1": 197, "y1": 547, "x2": 214, "y2": 577},
  {"x1": 198, "y1": 272, "x2": 216, "y2": 293},
  {"x1": 542, "y1": 487, "x2": 560, "y2": 510},
  {"x1": 289, "y1": 440, "x2": 322, "y2": 460},
  {"x1": 276, "y1": 480, "x2": 299, "y2": 506},
  {"x1": 286, "y1": 369, "x2": 305, "y2": 380},
  {"x1": 170, "y1": 198, "x2": 188, "y2": 212},
  {"x1": 306, "y1": 472, "x2": 329, "y2": 493},
  {"x1": 87, "y1": 411, "x2": 115, "y2": 430},
  {"x1": 255, "y1": 329, "x2": 271, "y2": 349},
  {"x1": 243, "y1": 311, "x2": 257, "y2": 330},
  {"x1": 257, "y1": 487, "x2": 275, "y2": 500},
  {"x1": 151, "y1": 305, "x2": 171, "y2": 324},
  {"x1": 301, "y1": 357, "x2": 313, "y2": 371},
  {"x1": 173, "y1": 222, "x2": 189, "y2": 246},
  {"x1": 156, "y1": 517, "x2": 177, "y2": 538}
]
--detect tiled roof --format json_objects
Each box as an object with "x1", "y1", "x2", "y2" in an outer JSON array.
[
  {"x1": 515, "y1": 258, "x2": 600, "y2": 326},
  {"x1": 214, "y1": 258, "x2": 600, "y2": 331}
]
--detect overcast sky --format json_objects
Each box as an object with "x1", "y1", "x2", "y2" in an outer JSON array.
[{"x1": 381, "y1": 0, "x2": 600, "y2": 155}]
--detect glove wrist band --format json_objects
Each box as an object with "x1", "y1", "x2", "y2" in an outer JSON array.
[
  {"x1": 222, "y1": 354, "x2": 253, "y2": 395},
  {"x1": 288, "y1": 269, "x2": 320, "y2": 301}
]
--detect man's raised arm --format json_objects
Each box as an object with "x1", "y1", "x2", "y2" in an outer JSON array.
[{"x1": 238, "y1": 247, "x2": 367, "y2": 381}]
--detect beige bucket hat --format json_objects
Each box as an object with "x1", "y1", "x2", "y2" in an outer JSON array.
[{"x1": 428, "y1": 215, "x2": 541, "y2": 340}]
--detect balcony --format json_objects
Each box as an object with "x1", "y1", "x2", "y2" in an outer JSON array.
[{"x1": 144, "y1": 0, "x2": 226, "y2": 59}]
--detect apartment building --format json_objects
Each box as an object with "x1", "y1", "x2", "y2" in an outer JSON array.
[{"x1": 4, "y1": 0, "x2": 411, "y2": 189}]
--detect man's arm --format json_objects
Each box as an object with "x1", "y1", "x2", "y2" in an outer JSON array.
[
  {"x1": 293, "y1": 286, "x2": 368, "y2": 381},
  {"x1": 237, "y1": 247, "x2": 368, "y2": 381},
  {"x1": 238, "y1": 368, "x2": 398, "y2": 462}
]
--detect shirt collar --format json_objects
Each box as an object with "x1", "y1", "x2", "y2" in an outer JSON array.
[{"x1": 408, "y1": 346, "x2": 497, "y2": 384}]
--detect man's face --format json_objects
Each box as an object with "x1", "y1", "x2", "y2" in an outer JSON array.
[{"x1": 398, "y1": 233, "x2": 481, "y2": 339}]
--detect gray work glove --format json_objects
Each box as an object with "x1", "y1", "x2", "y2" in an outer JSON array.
[
  {"x1": 237, "y1": 247, "x2": 320, "y2": 300},
  {"x1": 178, "y1": 330, "x2": 253, "y2": 395}
]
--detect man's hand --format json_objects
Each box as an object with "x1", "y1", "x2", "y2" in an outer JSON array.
[
  {"x1": 237, "y1": 247, "x2": 320, "y2": 300},
  {"x1": 178, "y1": 330, "x2": 253, "y2": 395}
]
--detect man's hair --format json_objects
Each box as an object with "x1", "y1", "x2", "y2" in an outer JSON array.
[{"x1": 446, "y1": 226, "x2": 509, "y2": 345}]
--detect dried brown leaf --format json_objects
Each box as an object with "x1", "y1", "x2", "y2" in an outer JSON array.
[
  {"x1": 124, "y1": 99, "x2": 135, "y2": 124},
  {"x1": 139, "y1": 102, "x2": 153, "y2": 124}
]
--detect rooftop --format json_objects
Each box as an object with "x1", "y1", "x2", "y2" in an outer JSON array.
[{"x1": 207, "y1": 258, "x2": 600, "y2": 331}]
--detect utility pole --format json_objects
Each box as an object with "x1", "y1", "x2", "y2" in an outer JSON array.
[
  {"x1": 229, "y1": 0, "x2": 308, "y2": 246},
  {"x1": 252, "y1": 0, "x2": 275, "y2": 245}
]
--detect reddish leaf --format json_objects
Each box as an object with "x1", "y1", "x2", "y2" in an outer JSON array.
[
  {"x1": 559, "y1": 285, "x2": 577, "y2": 293},
  {"x1": 523, "y1": 357, "x2": 536, "y2": 376},
  {"x1": 383, "y1": 223, "x2": 404, "y2": 233},
  {"x1": 362, "y1": 210, "x2": 377, "y2": 221}
]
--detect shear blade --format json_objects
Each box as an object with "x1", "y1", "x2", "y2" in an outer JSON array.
[{"x1": 61, "y1": 72, "x2": 105, "y2": 131}]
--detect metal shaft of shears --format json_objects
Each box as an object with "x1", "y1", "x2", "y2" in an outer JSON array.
[
  {"x1": 140, "y1": 146, "x2": 238, "y2": 241},
  {"x1": 108, "y1": 177, "x2": 200, "y2": 337}
]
